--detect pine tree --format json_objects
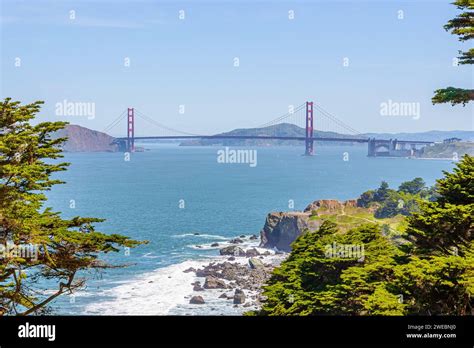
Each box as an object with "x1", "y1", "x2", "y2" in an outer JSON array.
[
  {"x1": 0, "y1": 99, "x2": 145, "y2": 315},
  {"x1": 432, "y1": 0, "x2": 474, "y2": 106},
  {"x1": 396, "y1": 155, "x2": 473, "y2": 315},
  {"x1": 258, "y1": 222, "x2": 404, "y2": 315}
]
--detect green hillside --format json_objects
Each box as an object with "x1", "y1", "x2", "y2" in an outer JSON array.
[{"x1": 419, "y1": 141, "x2": 474, "y2": 159}]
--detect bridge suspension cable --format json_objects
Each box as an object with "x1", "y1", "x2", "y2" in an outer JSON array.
[
  {"x1": 314, "y1": 104, "x2": 365, "y2": 137},
  {"x1": 103, "y1": 110, "x2": 127, "y2": 133},
  {"x1": 256, "y1": 103, "x2": 306, "y2": 129},
  {"x1": 102, "y1": 101, "x2": 367, "y2": 142},
  {"x1": 134, "y1": 109, "x2": 202, "y2": 137}
]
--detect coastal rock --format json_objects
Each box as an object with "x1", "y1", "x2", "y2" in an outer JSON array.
[
  {"x1": 219, "y1": 246, "x2": 245, "y2": 256},
  {"x1": 259, "y1": 211, "x2": 320, "y2": 252},
  {"x1": 249, "y1": 257, "x2": 264, "y2": 269},
  {"x1": 204, "y1": 276, "x2": 227, "y2": 289},
  {"x1": 183, "y1": 267, "x2": 196, "y2": 273},
  {"x1": 193, "y1": 284, "x2": 204, "y2": 291},
  {"x1": 229, "y1": 238, "x2": 244, "y2": 244},
  {"x1": 210, "y1": 242, "x2": 219, "y2": 247},
  {"x1": 259, "y1": 200, "x2": 356, "y2": 252},
  {"x1": 249, "y1": 234, "x2": 258, "y2": 240},
  {"x1": 245, "y1": 248, "x2": 260, "y2": 257},
  {"x1": 189, "y1": 296, "x2": 205, "y2": 304},
  {"x1": 218, "y1": 293, "x2": 229, "y2": 299},
  {"x1": 233, "y1": 289, "x2": 246, "y2": 304}
]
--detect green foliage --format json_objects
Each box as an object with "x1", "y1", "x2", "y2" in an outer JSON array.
[
  {"x1": 358, "y1": 180, "x2": 426, "y2": 218},
  {"x1": 393, "y1": 252, "x2": 473, "y2": 315},
  {"x1": 374, "y1": 191, "x2": 420, "y2": 219},
  {"x1": 437, "y1": 154, "x2": 473, "y2": 205},
  {"x1": 373, "y1": 181, "x2": 390, "y2": 202},
  {"x1": 432, "y1": 1, "x2": 473, "y2": 105},
  {"x1": 0, "y1": 98, "x2": 146, "y2": 315},
  {"x1": 356, "y1": 190, "x2": 375, "y2": 208},
  {"x1": 259, "y1": 222, "x2": 404, "y2": 316},
  {"x1": 432, "y1": 87, "x2": 474, "y2": 106},
  {"x1": 398, "y1": 177, "x2": 425, "y2": 195},
  {"x1": 258, "y1": 155, "x2": 473, "y2": 316},
  {"x1": 444, "y1": 0, "x2": 474, "y2": 41}
]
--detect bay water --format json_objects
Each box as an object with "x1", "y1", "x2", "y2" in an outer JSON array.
[{"x1": 44, "y1": 144, "x2": 454, "y2": 314}]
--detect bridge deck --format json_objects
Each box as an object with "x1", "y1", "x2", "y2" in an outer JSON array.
[{"x1": 115, "y1": 135, "x2": 433, "y2": 144}]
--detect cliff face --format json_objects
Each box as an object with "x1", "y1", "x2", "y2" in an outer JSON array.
[
  {"x1": 259, "y1": 212, "x2": 321, "y2": 252},
  {"x1": 259, "y1": 199, "x2": 355, "y2": 251},
  {"x1": 55, "y1": 125, "x2": 119, "y2": 152}
]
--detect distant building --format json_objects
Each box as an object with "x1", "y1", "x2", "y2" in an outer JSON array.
[{"x1": 443, "y1": 137, "x2": 462, "y2": 144}]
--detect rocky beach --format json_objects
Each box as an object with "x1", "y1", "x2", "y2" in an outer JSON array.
[
  {"x1": 82, "y1": 234, "x2": 287, "y2": 315},
  {"x1": 175, "y1": 199, "x2": 358, "y2": 313},
  {"x1": 82, "y1": 199, "x2": 361, "y2": 315},
  {"x1": 180, "y1": 237, "x2": 286, "y2": 313}
]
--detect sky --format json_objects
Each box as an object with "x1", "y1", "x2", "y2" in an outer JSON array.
[{"x1": 1, "y1": 0, "x2": 473, "y2": 136}]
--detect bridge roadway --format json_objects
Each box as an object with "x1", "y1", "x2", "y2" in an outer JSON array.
[{"x1": 116, "y1": 135, "x2": 433, "y2": 145}]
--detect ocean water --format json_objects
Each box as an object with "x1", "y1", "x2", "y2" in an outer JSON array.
[{"x1": 44, "y1": 144, "x2": 454, "y2": 315}]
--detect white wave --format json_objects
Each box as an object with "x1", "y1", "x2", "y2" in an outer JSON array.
[
  {"x1": 82, "y1": 260, "x2": 206, "y2": 315},
  {"x1": 172, "y1": 233, "x2": 229, "y2": 240},
  {"x1": 81, "y1": 246, "x2": 284, "y2": 315},
  {"x1": 187, "y1": 237, "x2": 266, "y2": 251},
  {"x1": 142, "y1": 252, "x2": 159, "y2": 259}
]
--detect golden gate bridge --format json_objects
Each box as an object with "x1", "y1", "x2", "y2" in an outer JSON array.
[{"x1": 104, "y1": 101, "x2": 434, "y2": 157}]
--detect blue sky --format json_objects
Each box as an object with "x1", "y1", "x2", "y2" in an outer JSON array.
[{"x1": 1, "y1": 0, "x2": 472, "y2": 136}]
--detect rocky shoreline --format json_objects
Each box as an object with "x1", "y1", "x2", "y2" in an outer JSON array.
[
  {"x1": 180, "y1": 200, "x2": 359, "y2": 312},
  {"x1": 181, "y1": 236, "x2": 286, "y2": 312}
]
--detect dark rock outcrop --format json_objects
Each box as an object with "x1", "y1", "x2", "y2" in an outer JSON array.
[
  {"x1": 189, "y1": 296, "x2": 205, "y2": 304},
  {"x1": 219, "y1": 246, "x2": 245, "y2": 256},
  {"x1": 260, "y1": 200, "x2": 356, "y2": 251},
  {"x1": 233, "y1": 289, "x2": 246, "y2": 304},
  {"x1": 193, "y1": 283, "x2": 204, "y2": 291},
  {"x1": 229, "y1": 238, "x2": 244, "y2": 244},
  {"x1": 259, "y1": 212, "x2": 320, "y2": 252},
  {"x1": 245, "y1": 248, "x2": 260, "y2": 257},
  {"x1": 203, "y1": 276, "x2": 226, "y2": 289}
]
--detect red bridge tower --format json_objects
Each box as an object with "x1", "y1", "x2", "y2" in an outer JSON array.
[
  {"x1": 305, "y1": 101, "x2": 314, "y2": 155},
  {"x1": 127, "y1": 107, "x2": 135, "y2": 152}
]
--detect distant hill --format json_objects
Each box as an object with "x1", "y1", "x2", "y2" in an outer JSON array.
[
  {"x1": 362, "y1": 130, "x2": 474, "y2": 142},
  {"x1": 180, "y1": 123, "x2": 366, "y2": 146},
  {"x1": 55, "y1": 125, "x2": 118, "y2": 152},
  {"x1": 54, "y1": 124, "x2": 474, "y2": 152},
  {"x1": 419, "y1": 141, "x2": 474, "y2": 159},
  {"x1": 180, "y1": 123, "x2": 474, "y2": 147}
]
